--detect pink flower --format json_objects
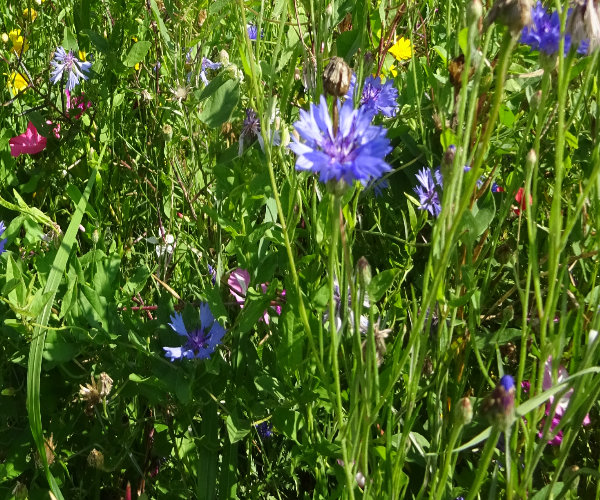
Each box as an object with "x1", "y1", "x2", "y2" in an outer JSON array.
[
  {"x1": 9, "y1": 122, "x2": 47, "y2": 157},
  {"x1": 538, "y1": 356, "x2": 591, "y2": 445},
  {"x1": 228, "y1": 268, "x2": 284, "y2": 325},
  {"x1": 66, "y1": 89, "x2": 92, "y2": 119}
]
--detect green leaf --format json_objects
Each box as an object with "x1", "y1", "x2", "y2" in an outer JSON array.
[
  {"x1": 62, "y1": 27, "x2": 78, "y2": 52},
  {"x1": 458, "y1": 27, "x2": 469, "y2": 55},
  {"x1": 123, "y1": 41, "x2": 151, "y2": 67},
  {"x1": 367, "y1": 268, "x2": 399, "y2": 302},
  {"x1": 26, "y1": 146, "x2": 100, "y2": 499},
  {"x1": 226, "y1": 414, "x2": 250, "y2": 443},
  {"x1": 199, "y1": 79, "x2": 240, "y2": 128},
  {"x1": 82, "y1": 29, "x2": 110, "y2": 54}
]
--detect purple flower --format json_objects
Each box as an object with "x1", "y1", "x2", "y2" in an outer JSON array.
[
  {"x1": 247, "y1": 24, "x2": 263, "y2": 40},
  {"x1": 347, "y1": 75, "x2": 399, "y2": 118},
  {"x1": 290, "y1": 96, "x2": 392, "y2": 185},
  {"x1": 520, "y1": 2, "x2": 587, "y2": 55},
  {"x1": 414, "y1": 167, "x2": 442, "y2": 217},
  {"x1": 163, "y1": 303, "x2": 225, "y2": 361},
  {"x1": 255, "y1": 421, "x2": 273, "y2": 439},
  {"x1": 200, "y1": 57, "x2": 222, "y2": 86},
  {"x1": 228, "y1": 268, "x2": 285, "y2": 325},
  {"x1": 208, "y1": 264, "x2": 217, "y2": 285},
  {"x1": 538, "y1": 356, "x2": 591, "y2": 445},
  {"x1": 0, "y1": 221, "x2": 7, "y2": 255},
  {"x1": 238, "y1": 108, "x2": 281, "y2": 155},
  {"x1": 50, "y1": 47, "x2": 92, "y2": 92}
]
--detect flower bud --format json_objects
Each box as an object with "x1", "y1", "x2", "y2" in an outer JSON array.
[
  {"x1": 1, "y1": 33, "x2": 9, "y2": 44},
  {"x1": 92, "y1": 229, "x2": 100, "y2": 244},
  {"x1": 526, "y1": 149, "x2": 537, "y2": 169},
  {"x1": 219, "y1": 49, "x2": 229, "y2": 65},
  {"x1": 567, "y1": 0, "x2": 600, "y2": 53},
  {"x1": 484, "y1": 0, "x2": 532, "y2": 35},
  {"x1": 87, "y1": 448, "x2": 105, "y2": 469},
  {"x1": 481, "y1": 374, "x2": 515, "y2": 428},
  {"x1": 457, "y1": 397, "x2": 473, "y2": 424},
  {"x1": 323, "y1": 57, "x2": 352, "y2": 97},
  {"x1": 357, "y1": 256, "x2": 372, "y2": 289},
  {"x1": 162, "y1": 124, "x2": 173, "y2": 142}
]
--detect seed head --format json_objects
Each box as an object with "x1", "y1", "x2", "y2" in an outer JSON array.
[{"x1": 323, "y1": 57, "x2": 352, "y2": 97}]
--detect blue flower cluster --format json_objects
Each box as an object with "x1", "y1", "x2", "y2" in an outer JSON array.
[
  {"x1": 346, "y1": 75, "x2": 399, "y2": 118},
  {"x1": 521, "y1": 2, "x2": 588, "y2": 55}
]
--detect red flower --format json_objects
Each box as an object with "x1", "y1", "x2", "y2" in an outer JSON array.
[
  {"x1": 514, "y1": 187, "x2": 532, "y2": 215},
  {"x1": 9, "y1": 122, "x2": 47, "y2": 157}
]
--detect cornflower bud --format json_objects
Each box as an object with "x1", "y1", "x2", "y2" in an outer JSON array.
[
  {"x1": 481, "y1": 374, "x2": 516, "y2": 428},
  {"x1": 484, "y1": 0, "x2": 532, "y2": 35},
  {"x1": 467, "y1": 0, "x2": 483, "y2": 25},
  {"x1": 457, "y1": 397, "x2": 473, "y2": 425},
  {"x1": 357, "y1": 256, "x2": 372, "y2": 289},
  {"x1": 87, "y1": 448, "x2": 105, "y2": 469},
  {"x1": 323, "y1": 56, "x2": 352, "y2": 97}
]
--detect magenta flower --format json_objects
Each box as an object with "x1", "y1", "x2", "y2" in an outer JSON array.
[
  {"x1": 539, "y1": 356, "x2": 591, "y2": 445},
  {"x1": 228, "y1": 268, "x2": 284, "y2": 325},
  {"x1": 9, "y1": 122, "x2": 47, "y2": 157}
]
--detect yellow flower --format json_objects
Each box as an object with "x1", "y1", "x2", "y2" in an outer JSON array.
[
  {"x1": 389, "y1": 37, "x2": 412, "y2": 62},
  {"x1": 35, "y1": 0, "x2": 45, "y2": 4},
  {"x1": 6, "y1": 71, "x2": 29, "y2": 94},
  {"x1": 9, "y1": 29, "x2": 29, "y2": 54},
  {"x1": 379, "y1": 64, "x2": 398, "y2": 79},
  {"x1": 134, "y1": 63, "x2": 140, "y2": 70},
  {"x1": 78, "y1": 50, "x2": 87, "y2": 61},
  {"x1": 23, "y1": 8, "x2": 38, "y2": 21}
]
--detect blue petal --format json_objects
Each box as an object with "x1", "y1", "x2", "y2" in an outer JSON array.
[{"x1": 168, "y1": 313, "x2": 188, "y2": 337}]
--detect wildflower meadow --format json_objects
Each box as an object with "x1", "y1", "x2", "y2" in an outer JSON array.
[{"x1": 2, "y1": 0, "x2": 600, "y2": 498}]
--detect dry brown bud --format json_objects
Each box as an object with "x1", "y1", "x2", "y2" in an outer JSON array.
[{"x1": 323, "y1": 57, "x2": 352, "y2": 97}]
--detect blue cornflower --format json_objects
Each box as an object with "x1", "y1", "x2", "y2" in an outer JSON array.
[
  {"x1": 50, "y1": 47, "x2": 92, "y2": 92},
  {"x1": 520, "y1": 2, "x2": 577, "y2": 55},
  {"x1": 208, "y1": 264, "x2": 217, "y2": 285},
  {"x1": 290, "y1": 96, "x2": 392, "y2": 185},
  {"x1": 0, "y1": 221, "x2": 7, "y2": 255},
  {"x1": 255, "y1": 421, "x2": 273, "y2": 439},
  {"x1": 414, "y1": 167, "x2": 443, "y2": 217},
  {"x1": 347, "y1": 74, "x2": 399, "y2": 118},
  {"x1": 200, "y1": 57, "x2": 222, "y2": 86},
  {"x1": 247, "y1": 24, "x2": 263, "y2": 40},
  {"x1": 163, "y1": 303, "x2": 225, "y2": 361}
]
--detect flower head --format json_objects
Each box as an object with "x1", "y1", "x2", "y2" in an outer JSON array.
[
  {"x1": 50, "y1": 46, "x2": 92, "y2": 92},
  {"x1": 247, "y1": 24, "x2": 262, "y2": 40},
  {"x1": 514, "y1": 187, "x2": 532, "y2": 215},
  {"x1": 9, "y1": 29, "x2": 29, "y2": 54},
  {"x1": 389, "y1": 37, "x2": 412, "y2": 61},
  {"x1": 163, "y1": 303, "x2": 226, "y2": 361},
  {"x1": 0, "y1": 221, "x2": 7, "y2": 255},
  {"x1": 414, "y1": 167, "x2": 442, "y2": 217},
  {"x1": 200, "y1": 57, "x2": 222, "y2": 86},
  {"x1": 255, "y1": 421, "x2": 273, "y2": 439},
  {"x1": 9, "y1": 122, "x2": 47, "y2": 157},
  {"x1": 538, "y1": 356, "x2": 591, "y2": 445},
  {"x1": 290, "y1": 96, "x2": 392, "y2": 185},
  {"x1": 23, "y1": 8, "x2": 37, "y2": 21},
  {"x1": 6, "y1": 71, "x2": 28, "y2": 95},
  {"x1": 228, "y1": 268, "x2": 284, "y2": 325},
  {"x1": 520, "y1": 2, "x2": 587, "y2": 55},
  {"x1": 347, "y1": 75, "x2": 398, "y2": 118}
]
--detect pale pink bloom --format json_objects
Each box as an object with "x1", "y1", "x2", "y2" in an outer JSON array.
[
  {"x1": 9, "y1": 122, "x2": 47, "y2": 157},
  {"x1": 539, "y1": 356, "x2": 591, "y2": 445},
  {"x1": 46, "y1": 120, "x2": 61, "y2": 139},
  {"x1": 228, "y1": 268, "x2": 284, "y2": 325}
]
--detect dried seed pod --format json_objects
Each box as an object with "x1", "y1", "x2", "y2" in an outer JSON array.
[
  {"x1": 484, "y1": 0, "x2": 532, "y2": 35},
  {"x1": 323, "y1": 56, "x2": 352, "y2": 97},
  {"x1": 567, "y1": 0, "x2": 600, "y2": 53}
]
